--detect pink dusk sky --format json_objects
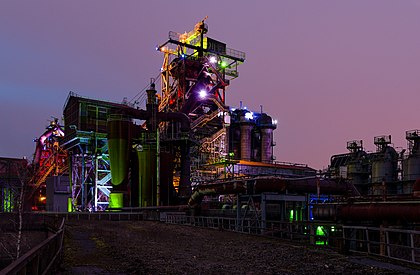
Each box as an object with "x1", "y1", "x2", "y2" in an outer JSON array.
[{"x1": 1, "y1": 1, "x2": 420, "y2": 170}]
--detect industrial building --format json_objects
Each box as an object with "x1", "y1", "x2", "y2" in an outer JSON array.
[
  {"x1": 0, "y1": 19, "x2": 318, "y2": 214},
  {"x1": 3, "y1": 18, "x2": 420, "y2": 275},
  {"x1": 1, "y1": 19, "x2": 420, "y2": 235},
  {"x1": 328, "y1": 132, "x2": 420, "y2": 196}
]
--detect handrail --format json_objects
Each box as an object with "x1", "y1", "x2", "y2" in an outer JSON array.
[
  {"x1": 191, "y1": 109, "x2": 220, "y2": 129},
  {"x1": 342, "y1": 225, "x2": 420, "y2": 265},
  {"x1": 166, "y1": 214, "x2": 420, "y2": 266},
  {"x1": 1, "y1": 217, "x2": 65, "y2": 275}
]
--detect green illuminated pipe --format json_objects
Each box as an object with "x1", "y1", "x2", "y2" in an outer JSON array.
[
  {"x1": 107, "y1": 115, "x2": 131, "y2": 186},
  {"x1": 137, "y1": 146, "x2": 157, "y2": 207}
]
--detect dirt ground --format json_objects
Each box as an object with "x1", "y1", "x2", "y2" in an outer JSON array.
[{"x1": 57, "y1": 220, "x2": 418, "y2": 275}]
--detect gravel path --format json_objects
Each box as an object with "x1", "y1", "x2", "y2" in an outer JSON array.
[{"x1": 58, "y1": 220, "x2": 417, "y2": 274}]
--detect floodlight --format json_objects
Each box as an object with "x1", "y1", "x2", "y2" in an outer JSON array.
[
  {"x1": 199, "y1": 90, "x2": 207, "y2": 99},
  {"x1": 209, "y1": 56, "x2": 217, "y2": 64},
  {"x1": 245, "y1": 112, "x2": 253, "y2": 120}
]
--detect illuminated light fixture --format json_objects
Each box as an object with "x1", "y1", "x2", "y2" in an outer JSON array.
[
  {"x1": 273, "y1": 119, "x2": 278, "y2": 125},
  {"x1": 181, "y1": 53, "x2": 186, "y2": 59},
  {"x1": 155, "y1": 46, "x2": 159, "y2": 51},
  {"x1": 209, "y1": 56, "x2": 217, "y2": 64},
  {"x1": 245, "y1": 112, "x2": 253, "y2": 120},
  {"x1": 199, "y1": 90, "x2": 207, "y2": 99},
  {"x1": 56, "y1": 127, "x2": 64, "y2": 136},
  {"x1": 220, "y1": 61, "x2": 228, "y2": 68}
]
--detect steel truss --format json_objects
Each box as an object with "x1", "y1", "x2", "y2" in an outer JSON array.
[{"x1": 67, "y1": 133, "x2": 112, "y2": 211}]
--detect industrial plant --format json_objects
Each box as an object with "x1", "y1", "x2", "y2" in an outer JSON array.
[
  {"x1": 2, "y1": 19, "x2": 420, "y2": 271},
  {"x1": 1, "y1": 18, "x2": 319, "y2": 214}
]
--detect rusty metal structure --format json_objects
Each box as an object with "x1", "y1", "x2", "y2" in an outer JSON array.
[
  {"x1": 28, "y1": 119, "x2": 68, "y2": 210},
  {"x1": 1, "y1": 119, "x2": 68, "y2": 212},
  {"x1": 54, "y1": 19, "x2": 319, "y2": 212},
  {"x1": 5, "y1": 20, "x2": 418, "y2": 233},
  {"x1": 156, "y1": 17, "x2": 245, "y2": 185},
  {"x1": 313, "y1": 133, "x2": 420, "y2": 225},
  {"x1": 327, "y1": 134, "x2": 418, "y2": 196}
]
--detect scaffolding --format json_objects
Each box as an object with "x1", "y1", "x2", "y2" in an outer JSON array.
[{"x1": 65, "y1": 132, "x2": 112, "y2": 211}]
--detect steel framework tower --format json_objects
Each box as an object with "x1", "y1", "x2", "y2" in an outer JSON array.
[
  {"x1": 29, "y1": 119, "x2": 68, "y2": 210},
  {"x1": 65, "y1": 132, "x2": 111, "y2": 211},
  {"x1": 61, "y1": 93, "x2": 123, "y2": 211},
  {"x1": 156, "y1": 18, "x2": 245, "y2": 184}
]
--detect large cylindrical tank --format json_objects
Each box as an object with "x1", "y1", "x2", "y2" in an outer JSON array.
[
  {"x1": 258, "y1": 113, "x2": 276, "y2": 163},
  {"x1": 260, "y1": 128, "x2": 273, "y2": 163},
  {"x1": 240, "y1": 123, "x2": 252, "y2": 161},
  {"x1": 371, "y1": 147, "x2": 398, "y2": 183},
  {"x1": 107, "y1": 115, "x2": 131, "y2": 186},
  {"x1": 239, "y1": 110, "x2": 254, "y2": 161},
  {"x1": 346, "y1": 151, "x2": 368, "y2": 186},
  {"x1": 404, "y1": 156, "x2": 420, "y2": 181},
  {"x1": 136, "y1": 145, "x2": 157, "y2": 207}
]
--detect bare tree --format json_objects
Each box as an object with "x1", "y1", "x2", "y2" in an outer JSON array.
[{"x1": 15, "y1": 162, "x2": 30, "y2": 259}]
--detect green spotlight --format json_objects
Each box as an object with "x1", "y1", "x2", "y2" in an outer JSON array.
[
  {"x1": 316, "y1": 226, "x2": 328, "y2": 246},
  {"x1": 289, "y1": 210, "x2": 294, "y2": 222}
]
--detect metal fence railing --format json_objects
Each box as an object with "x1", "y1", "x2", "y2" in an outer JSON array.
[
  {"x1": 57, "y1": 212, "x2": 143, "y2": 221},
  {"x1": 166, "y1": 214, "x2": 420, "y2": 266},
  {"x1": 165, "y1": 215, "x2": 336, "y2": 245},
  {"x1": 342, "y1": 225, "x2": 420, "y2": 265},
  {"x1": 1, "y1": 217, "x2": 65, "y2": 275}
]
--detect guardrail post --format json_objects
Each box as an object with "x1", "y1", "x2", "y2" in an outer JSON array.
[
  {"x1": 385, "y1": 230, "x2": 390, "y2": 258},
  {"x1": 366, "y1": 228, "x2": 370, "y2": 254},
  {"x1": 341, "y1": 227, "x2": 349, "y2": 254},
  {"x1": 235, "y1": 195, "x2": 240, "y2": 231},
  {"x1": 380, "y1": 225, "x2": 386, "y2": 256},
  {"x1": 261, "y1": 194, "x2": 266, "y2": 234},
  {"x1": 29, "y1": 254, "x2": 40, "y2": 275},
  {"x1": 309, "y1": 225, "x2": 315, "y2": 245},
  {"x1": 410, "y1": 232, "x2": 415, "y2": 263}
]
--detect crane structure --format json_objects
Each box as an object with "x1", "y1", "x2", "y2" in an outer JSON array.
[{"x1": 156, "y1": 17, "x2": 246, "y2": 184}]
